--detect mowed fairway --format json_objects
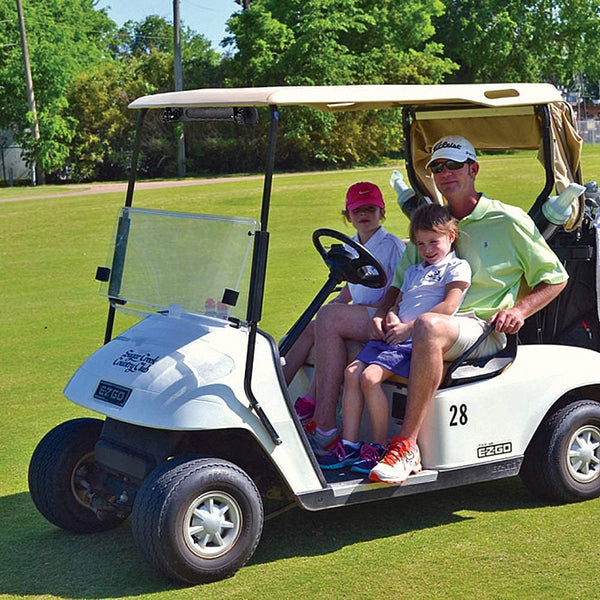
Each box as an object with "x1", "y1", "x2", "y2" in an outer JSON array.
[{"x1": 2, "y1": 148, "x2": 600, "y2": 599}]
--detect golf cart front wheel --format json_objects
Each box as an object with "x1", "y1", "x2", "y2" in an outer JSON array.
[
  {"x1": 28, "y1": 417, "x2": 127, "y2": 533},
  {"x1": 521, "y1": 400, "x2": 600, "y2": 502},
  {"x1": 131, "y1": 457, "x2": 264, "y2": 584}
]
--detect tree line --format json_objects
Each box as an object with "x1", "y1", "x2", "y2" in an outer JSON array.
[{"x1": 1, "y1": 0, "x2": 599, "y2": 183}]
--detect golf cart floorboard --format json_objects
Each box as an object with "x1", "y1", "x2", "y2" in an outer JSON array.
[
  {"x1": 323, "y1": 467, "x2": 438, "y2": 486},
  {"x1": 297, "y1": 457, "x2": 523, "y2": 510}
]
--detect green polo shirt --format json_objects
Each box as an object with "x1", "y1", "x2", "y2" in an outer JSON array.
[{"x1": 393, "y1": 195, "x2": 569, "y2": 321}]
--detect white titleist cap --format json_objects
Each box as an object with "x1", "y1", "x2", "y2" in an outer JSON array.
[{"x1": 426, "y1": 135, "x2": 477, "y2": 169}]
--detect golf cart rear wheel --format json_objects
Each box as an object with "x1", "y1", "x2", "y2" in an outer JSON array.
[
  {"x1": 28, "y1": 417, "x2": 126, "y2": 533},
  {"x1": 131, "y1": 457, "x2": 263, "y2": 584},
  {"x1": 521, "y1": 400, "x2": 600, "y2": 503}
]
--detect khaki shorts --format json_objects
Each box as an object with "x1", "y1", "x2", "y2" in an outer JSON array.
[{"x1": 443, "y1": 311, "x2": 506, "y2": 362}]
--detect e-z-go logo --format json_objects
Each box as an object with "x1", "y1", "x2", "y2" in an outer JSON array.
[{"x1": 113, "y1": 350, "x2": 160, "y2": 373}]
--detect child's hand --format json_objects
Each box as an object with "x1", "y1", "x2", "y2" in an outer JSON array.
[
  {"x1": 383, "y1": 322, "x2": 411, "y2": 345},
  {"x1": 384, "y1": 311, "x2": 400, "y2": 330},
  {"x1": 369, "y1": 316, "x2": 385, "y2": 340}
]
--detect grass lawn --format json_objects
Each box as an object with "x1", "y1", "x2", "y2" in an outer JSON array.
[{"x1": 2, "y1": 147, "x2": 600, "y2": 599}]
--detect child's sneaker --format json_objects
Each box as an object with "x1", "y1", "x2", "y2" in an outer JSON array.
[
  {"x1": 318, "y1": 440, "x2": 362, "y2": 470},
  {"x1": 351, "y1": 443, "x2": 386, "y2": 474},
  {"x1": 294, "y1": 395, "x2": 315, "y2": 428},
  {"x1": 306, "y1": 421, "x2": 339, "y2": 456},
  {"x1": 369, "y1": 437, "x2": 422, "y2": 484}
]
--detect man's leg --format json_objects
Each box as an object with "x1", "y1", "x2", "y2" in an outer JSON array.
[
  {"x1": 399, "y1": 312, "x2": 459, "y2": 446},
  {"x1": 312, "y1": 304, "x2": 372, "y2": 431},
  {"x1": 370, "y1": 312, "x2": 459, "y2": 484}
]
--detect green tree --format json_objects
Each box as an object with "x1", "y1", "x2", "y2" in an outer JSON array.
[
  {"x1": 434, "y1": 0, "x2": 600, "y2": 91},
  {"x1": 0, "y1": 0, "x2": 114, "y2": 174},
  {"x1": 65, "y1": 60, "x2": 152, "y2": 181},
  {"x1": 222, "y1": 0, "x2": 457, "y2": 168},
  {"x1": 64, "y1": 15, "x2": 222, "y2": 180}
]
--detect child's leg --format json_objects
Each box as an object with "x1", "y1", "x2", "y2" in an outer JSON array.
[
  {"x1": 341, "y1": 360, "x2": 367, "y2": 443},
  {"x1": 282, "y1": 320, "x2": 316, "y2": 385},
  {"x1": 360, "y1": 364, "x2": 394, "y2": 445}
]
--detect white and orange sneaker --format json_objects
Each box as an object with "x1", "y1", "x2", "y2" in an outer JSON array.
[{"x1": 369, "y1": 437, "x2": 422, "y2": 484}]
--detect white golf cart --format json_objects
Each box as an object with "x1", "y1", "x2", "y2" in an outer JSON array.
[{"x1": 29, "y1": 84, "x2": 600, "y2": 585}]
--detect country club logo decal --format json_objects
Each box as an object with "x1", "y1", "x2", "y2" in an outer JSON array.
[{"x1": 113, "y1": 349, "x2": 160, "y2": 373}]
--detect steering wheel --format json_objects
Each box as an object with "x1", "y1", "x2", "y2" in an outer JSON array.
[{"x1": 312, "y1": 228, "x2": 387, "y2": 289}]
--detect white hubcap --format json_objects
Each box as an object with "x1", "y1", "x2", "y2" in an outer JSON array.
[
  {"x1": 567, "y1": 425, "x2": 600, "y2": 483},
  {"x1": 183, "y1": 491, "x2": 242, "y2": 558}
]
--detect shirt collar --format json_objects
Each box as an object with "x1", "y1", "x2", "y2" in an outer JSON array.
[
  {"x1": 461, "y1": 194, "x2": 490, "y2": 223},
  {"x1": 353, "y1": 225, "x2": 385, "y2": 246},
  {"x1": 419, "y1": 250, "x2": 458, "y2": 270}
]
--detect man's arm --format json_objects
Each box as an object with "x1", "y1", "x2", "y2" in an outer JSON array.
[{"x1": 489, "y1": 280, "x2": 568, "y2": 334}]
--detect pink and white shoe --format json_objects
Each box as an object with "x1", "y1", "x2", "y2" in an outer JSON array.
[{"x1": 294, "y1": 395, "x2": 315, "y2": 428}]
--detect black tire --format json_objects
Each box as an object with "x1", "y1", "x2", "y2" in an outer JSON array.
[
  {"x1": 28, "y1": 417, "x2": 126, "y2": 533},
  {"x1": 520, "y1": 400, "x2": 600, "y2": 503},
  {"x1": 131, "y1": 457, "x2": 264, "y2": 585}
]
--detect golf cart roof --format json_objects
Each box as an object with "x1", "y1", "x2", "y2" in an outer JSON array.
[{"x1": 128, "y1": 83, "x2": 563, "y2": 111}]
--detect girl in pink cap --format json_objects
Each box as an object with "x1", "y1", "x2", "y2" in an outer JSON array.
[{"x1": 283, "y1": 182, "x2": 406, "y2": 452}]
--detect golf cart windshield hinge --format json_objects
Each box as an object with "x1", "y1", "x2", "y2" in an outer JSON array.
[{"x1": 95, "y1": 266, "x2": 110, "y2": 282}]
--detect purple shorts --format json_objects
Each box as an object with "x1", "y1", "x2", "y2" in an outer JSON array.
[{"x1": 356, "y1": 339, "x2": 412, "y2": 378}]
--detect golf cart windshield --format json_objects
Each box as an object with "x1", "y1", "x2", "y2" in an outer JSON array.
[{"x1": 99, "y1": 207, "x2": 257, "y2": 321}]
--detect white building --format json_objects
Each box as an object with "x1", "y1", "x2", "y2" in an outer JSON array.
[{"x1": 1, "y1": 129, "x2": 30, "y2": 184}]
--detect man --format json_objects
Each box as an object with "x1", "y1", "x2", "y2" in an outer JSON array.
[{"x1": 368, "y1": 135, "x2": 569, "y2": 484}]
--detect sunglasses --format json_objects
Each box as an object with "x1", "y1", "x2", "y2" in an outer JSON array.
[{"x1": 429, "y1": 160, "x2": 468, "y2": 174}]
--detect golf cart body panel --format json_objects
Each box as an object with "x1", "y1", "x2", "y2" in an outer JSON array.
[
  {"x1": 64, "y1": 313, "x2": 324, "y2": 494},
  {"x1": 418, "y1": 344, "x2": 600, "y2": 469},
  {"x1": 30, "y1": 82, "x2": 600, "y2": 585}
]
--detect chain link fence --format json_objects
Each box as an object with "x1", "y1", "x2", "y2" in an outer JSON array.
[{"x1": 578, "y1": 120, "x2": 600, "y2": 144}]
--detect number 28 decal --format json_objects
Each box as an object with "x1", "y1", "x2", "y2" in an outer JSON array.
[{"x1": 449, "y1": 404, "x2": 468, "y2": 426}]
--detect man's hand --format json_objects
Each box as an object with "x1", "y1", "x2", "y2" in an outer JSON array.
[
  {"x1": 489, "y1": 280, "x2": 567, "y2": 334},
  {"x1": 489, "y1": 307, "x2": 526, "y2": 334}
]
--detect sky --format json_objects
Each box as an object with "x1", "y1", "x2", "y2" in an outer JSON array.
[{"x1": 95, "y1": 0, "x2": 241, "y2": 51}]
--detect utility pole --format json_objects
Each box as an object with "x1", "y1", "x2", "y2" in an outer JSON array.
[
  {"x1": 173, "y1": 0, "x2": 185, "y2": 178},
  {"x1": 16, "y1": 0, "x2": 42, "y2": 185}
]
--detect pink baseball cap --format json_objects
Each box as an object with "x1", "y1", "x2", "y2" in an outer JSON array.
[{"x1": 346, "y1": 182, "x2": 385, "y2": 211}]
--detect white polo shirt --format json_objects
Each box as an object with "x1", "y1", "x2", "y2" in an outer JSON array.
[{"x1": 398, "y1": 251, "x2": 471, "y2": 323}]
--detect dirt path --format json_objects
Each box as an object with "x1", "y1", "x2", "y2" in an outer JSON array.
[
  {"x1": 0, "y1": 175, "x2": 267, "y2": 203},
  {"x1": 0, "y1": 166, "x2": 395, "y2": 203}
]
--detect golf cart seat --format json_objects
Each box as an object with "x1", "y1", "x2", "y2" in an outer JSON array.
[{"x1": 440, "y1": 332, "x2": 517, "y2": 388}]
